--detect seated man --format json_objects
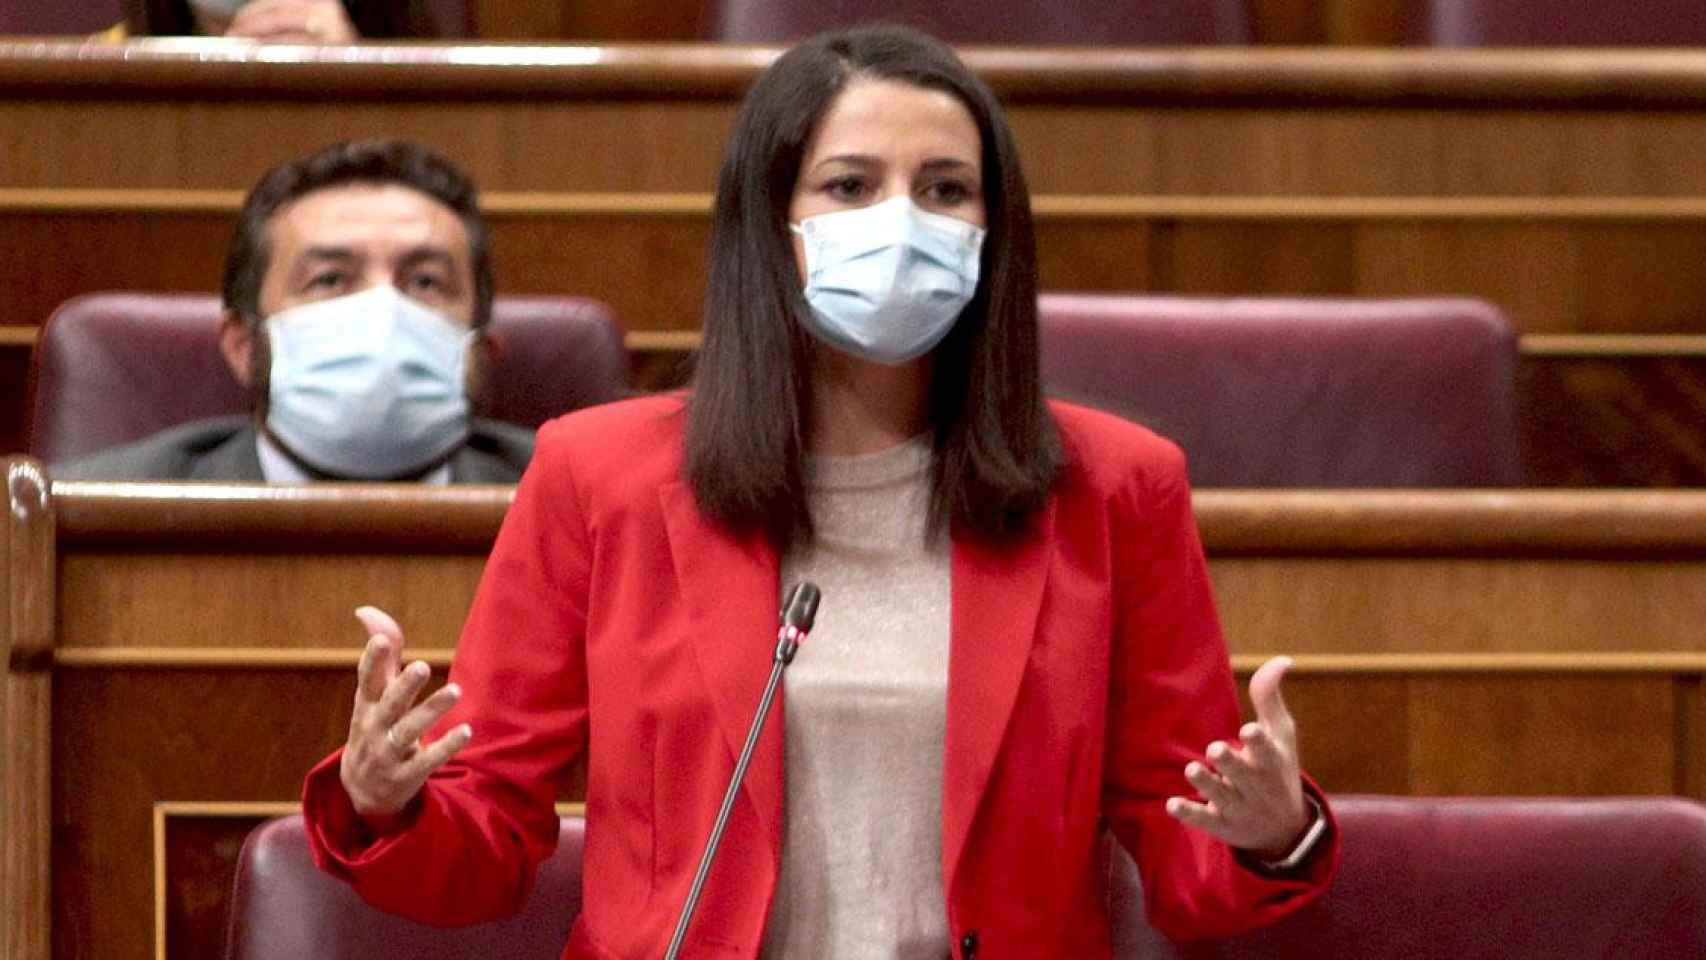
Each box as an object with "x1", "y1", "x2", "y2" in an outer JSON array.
[{"x1": 60, "y1": 139, "x2": 533, "y2": 483}]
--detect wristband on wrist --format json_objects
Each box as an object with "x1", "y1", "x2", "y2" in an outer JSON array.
[{"x1": 1258, "y1": 794, "x2": 1328, "y2": 872}]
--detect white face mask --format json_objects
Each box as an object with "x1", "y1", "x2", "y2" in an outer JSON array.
[
  {"x1": 791, "y1": 196, "x2": 986, "y2": 365},
  {"x1": 263, "y1": 284, "x2": 473, "y2": 480}
]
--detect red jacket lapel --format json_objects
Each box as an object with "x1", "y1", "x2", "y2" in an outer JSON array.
[
  {"x1": 658, "y1": 480, "x2": 786, "y2": 874},
  {"x1": 942, "y1": 500, "x2": 1055, "y2": 898}
]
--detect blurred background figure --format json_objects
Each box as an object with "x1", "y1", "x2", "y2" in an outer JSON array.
[{"x1": 0, "y1": 0, "x2": 467, "y2": 40}]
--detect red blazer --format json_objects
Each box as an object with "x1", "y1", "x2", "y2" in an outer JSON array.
[{"x1": 304, "y1": 394, "x2": 1337, "y2": 958}]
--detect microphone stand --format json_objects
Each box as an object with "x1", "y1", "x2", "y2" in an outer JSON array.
[{"x1": 663, "y1": 583, "x2": 820, "y2": 960}]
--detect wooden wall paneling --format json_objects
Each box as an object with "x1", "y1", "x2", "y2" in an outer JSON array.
[
  {"x1": 1317, "y1": 0, "x2": 1411, "y2": 45},
  {"x1": 53, "y1": 666, "x2": 589, "y2": 960},
  {"x1": 489, "y1": 215, "x2": 712, "y2": 333},
  {"x1": 159, "y1": 807, "x2": 290, "y2": 960},
  {"x1": 56, "y1": 553, "x2": 487, "y2": 651},
  {"x1": 0, "y1": 211, "x2": 231, "y2": 329},
  {"x1": 61, "y1": 666, "x2": 1706, "y2": 960},
  {"x1": 1246, "y1": 0, "x2": 1412, "y2": 45},
  {"x1": 1, "y1": 346, "x2": 27, "y2": 456},
  {"x1": 1211, "y1": 556, "x2": 1706, "y2": 655},
  {"x1": 1108, "y1": 109, "x2": 1706, "y2": 199},
  {"x1": 3, "y1": 457, "x2": 53, "y2": 960},
  {"x1": 0, "y1": 101, "x2": 735, "y2": 192},
  {"x1": 1152, "y1": 221, "x2": 1358, "y2": 294},
  {"x1": 471, "y1": 0, "x2": 568, "y2": 39},
  {"x1": 1247, "y1": 0, "x2": 1331, "y2": 45},
  {"x1": 1031, "y1": 220, "x2": 1154, "y2": 292},
  {"x1": 1263, "y1": 673, "x2": 1416, "y2": 794},
  {"x1": 1402, "y1": 673, "x2": 1677, "y2": 795},
  {"x1": 1681, "y1": 676, "x2": 1706, "y2": 800},
  {"x1": 53, "y1": 669, "x2": 372, "y2": 960},
  {"x1": 1518, "y1": 355, "x2": 1706, "y2": 486}
]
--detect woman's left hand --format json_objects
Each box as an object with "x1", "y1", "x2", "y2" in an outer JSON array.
[{"x1": 1165, "y1": 655, "x2": 1310, "y2": 859}]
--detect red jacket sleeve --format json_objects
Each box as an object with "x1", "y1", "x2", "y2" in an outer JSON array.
[
  {"x1": 1101, "y1": 440, "x2": 1338, "y2": 941},
  {"x1": 301, "y1": 424, "x2": 592, "y2": 926}
]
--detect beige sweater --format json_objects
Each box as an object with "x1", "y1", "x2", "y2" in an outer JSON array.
[{"x1": 761, "y1": 436, "x2": 953, "y2": 959}]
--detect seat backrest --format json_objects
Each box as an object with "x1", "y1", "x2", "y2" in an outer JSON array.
[
  {"x1": 228, "y1": 797, "x2": 1706, "y2": 958},
  {"x1": 701, "y1": 0, "x2": 1251, "y2": 45},
  {"x1": 1038, "y1": 294, "x2": 1523, "y2": 487},
  {"x1": 224, "y1": 815, "x2": 584, "y2": 960},
  {"x1": 25, "y1": 292, "x2": 627, "y2": 465},
  {"x1": 1117, "y1": 795, "x2": 1706, "y2": 959},
  {"x1": 1409, "y1": 0, "x2": 1706, "y2": 46}
]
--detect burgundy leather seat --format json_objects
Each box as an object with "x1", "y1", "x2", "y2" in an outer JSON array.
[
  {"x1": 225, "y1": 815, "x2": 583, "y2": 960},
  {"x1": 701, "y1": 0, "x2": 1251, "y2": 45},
  {"x1": 1410, "y1": 0, "x2": 1706, "y2": 46},
  {"x1": 226, "y1": 796, "x2": 1706, "y2": 959},
  {"x1": 25, "y1": 292, "x2": 627, "y2": 466},
  {"x1": 1038, "y1": 294, "x2": 1523, "y2": 487}
]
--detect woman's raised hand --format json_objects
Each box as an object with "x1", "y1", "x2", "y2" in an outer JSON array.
[
  {"x1": 338, "y1": 605, "x2": 472, "y2": 816},
  {"x1": 1165, "y1": 656, "x2": 1312, "y2": 859}
]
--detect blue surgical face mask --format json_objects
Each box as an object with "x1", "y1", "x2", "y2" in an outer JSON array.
[
  {"x1": 263, "y1": 284, "x2": 473, "y2": 480},
  {"x1": 791, "y1": 196, "x2": 986, "y2": 365}
]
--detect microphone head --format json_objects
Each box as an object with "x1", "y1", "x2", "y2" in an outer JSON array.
[{"x1": 781, "y1": 582, "x2": 821, "y2": 632}]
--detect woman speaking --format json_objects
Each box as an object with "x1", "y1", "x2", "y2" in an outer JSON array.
[{"x1": 302, "y1": 25, "x2": 1338, "y2": 959}]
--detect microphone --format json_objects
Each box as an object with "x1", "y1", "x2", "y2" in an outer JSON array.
[{"x1": 664, "y1": 582, "x2": 822, "y2": 960}]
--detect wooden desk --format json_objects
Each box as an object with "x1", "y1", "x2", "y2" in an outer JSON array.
[
  {"x1": 6, "y1": 461, "x2": 1706, "y2": 957},
  {"x1": 1, "y1": 41, "x2": 1706, "y2": 477}
]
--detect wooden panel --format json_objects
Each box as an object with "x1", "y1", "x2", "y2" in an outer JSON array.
[
  {"x1": 1213, "y1": 556, "x2": 1706, "y2": 655},
  {"x1": 472, "y1": 0, "x2": 569, "y2": 39},
  {"x1": 1682, "y1": 677, "x2": 1706, "y2": 800},
  {"x1": 3, "y1": 458, "x2": 52, "y2": 960},
  {"x1": 1404, "y1": 674, "x2": 1676, "y2": 795},
  {"x1": 0, "y1": 101, "x2": 734, "y2": 192},
  {"x1": 161, "y1": 812, "x2": 272, "y2": 960},
  {"x1": 1, "y1": 347, "x2": 25, "y2": 456},
  {"x1": 57, "y1": 553, "x2": 485, "y2": 650},
  {"x1": 1520, "y1": 355, "x2": 1706, "y2": 486},
  {"x1": 53, "y1": 669, "x2": 373, "y2": 960},
  {"x1": 54, "y1": 667, "x2": 588, "y2": 960}
]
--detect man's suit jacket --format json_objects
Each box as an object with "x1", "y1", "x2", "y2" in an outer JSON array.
[
  {"x1": 55, "y1": 415, "x2": 534, "y2": 483},
  {"x1": 302, "y1": 395, "x2": 1337, "y2": 958}
]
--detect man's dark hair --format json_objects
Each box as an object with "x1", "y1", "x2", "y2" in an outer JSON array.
[
  {"x1": 221, "y1": 138, "x2": 493, "y2": 328},
  {"x1": 686, "y1": 25, "x2": 1063, "y2": 550}
]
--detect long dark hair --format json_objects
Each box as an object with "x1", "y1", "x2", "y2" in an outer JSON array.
[{"x1": 686, "y1": 25, "x2": 1062, "y2": 550}]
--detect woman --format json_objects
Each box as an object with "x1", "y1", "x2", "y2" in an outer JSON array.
[{"x1": 303, "y1": 26, "x2": 1338, "y2": 958}]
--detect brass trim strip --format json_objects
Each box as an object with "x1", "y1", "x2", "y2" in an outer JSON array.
[
  {"x1": 17, "y1": 189, "x2": 1706, "y2": 222},
  {"x1": 1230, "y1": 652, "x2": 1706, "y2": 673},
  {"x1": 55, "y1": 647, "x2": 455, "y2": 668},
  {"x1": 53, "y1": 647, "x2": 1706, "y2": 674},
  {"x1": 1521, "y1": 334, "x2": 1706, "y2": 357},
  {"x1": 13, "y1": 329, "x2": 1706, "y2": 357}
]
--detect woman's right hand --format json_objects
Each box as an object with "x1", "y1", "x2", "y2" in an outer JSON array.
[{"x1": 339, "y1": 605, "x2": 473, "y2": 817}]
